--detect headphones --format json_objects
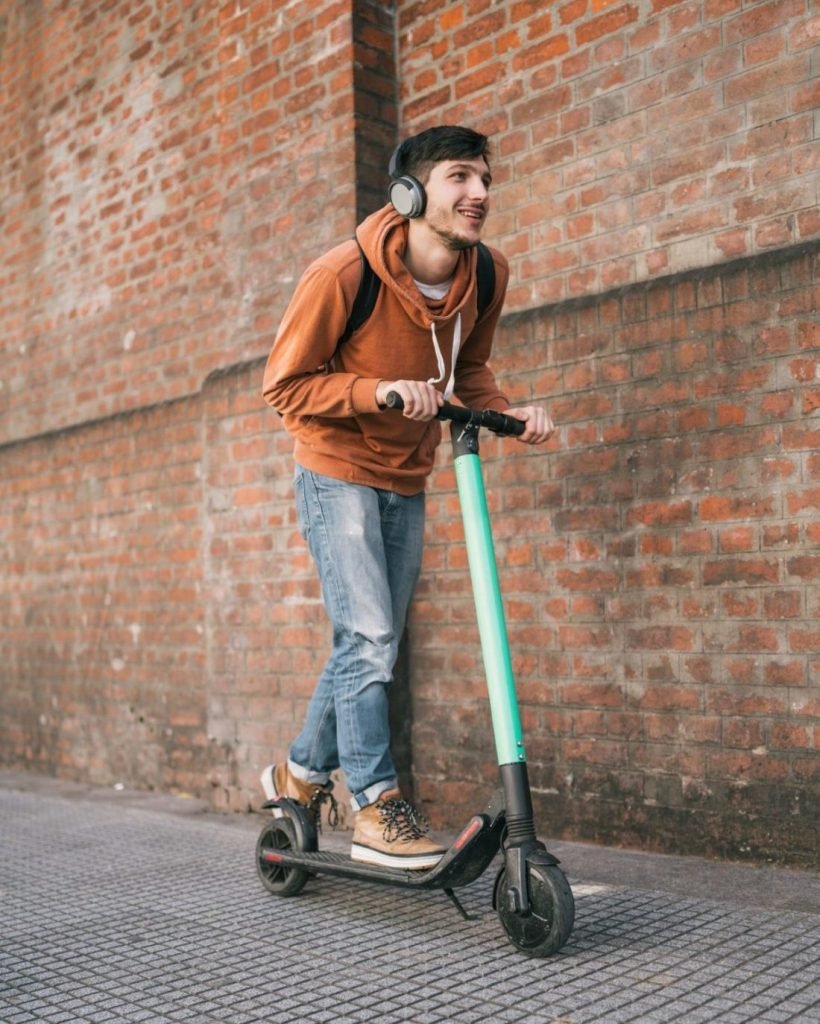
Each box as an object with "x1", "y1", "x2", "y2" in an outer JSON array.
[{"x1": 387, "y1": 143, "x2": 426, "y2": 218}]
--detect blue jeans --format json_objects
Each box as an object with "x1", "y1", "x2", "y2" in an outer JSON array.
[{"x1": 288, "y1": 467, "x2": 425, "y2": 810}]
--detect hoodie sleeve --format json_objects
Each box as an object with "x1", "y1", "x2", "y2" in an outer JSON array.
[
  {"x1": 262, "y1": 261, "x2": 383, "y2": 418},
  {"x1": 453, "y1": 248, "x2": 511, "y2": 413}
]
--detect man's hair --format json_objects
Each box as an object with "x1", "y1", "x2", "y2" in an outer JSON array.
[{"x1": 393, "y1": 125, "x2": 490, "y2": 184}]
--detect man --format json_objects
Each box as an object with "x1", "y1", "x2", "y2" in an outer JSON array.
[{"x1": 261, "y1": 125, "x2": 554, "y2": 870}]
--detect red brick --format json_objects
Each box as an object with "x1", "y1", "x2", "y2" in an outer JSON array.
[
  {"x1": 700, "y1": 494, "x2": 775, "y2": 521},
  {"x1": 638, "y1": 684, "x2": 702, "y2": 710},
  {"x1": 764, "y1": 591, "x2": 802, "y2": 619},
  {"x1": 718, "y1": 526, "x2": 755, "y2": 553},
  {"x1": 725, "y1": 55, "x2": 807, "y2": 106},
  {"x1": 559, "y1": 0, "x2": 588, "y2": 24},
  {"x1": 707, "y1": 751, "x2": 790, "y2": 782},
  {"x1": 627, "y1": 501, "x2": 693, "y2": 527},
  {"x1": 703, "y1": 558, "x2": 780, "y2": 586},
  {"x1": 770, "y1": 723, "x2": 814, "y2": 751},
  {"x1": 576, "y1": 4, "x2": 639, "y2": 44},
  {"x1": 786, "y1": 555, "x2": 820, "y2": 581},
  {"x1": 725, "y1": 1, "x2": 805, "y2": 45},
  {"x1": 765, "y1": 660, "x2": 806, "y2": 686}
]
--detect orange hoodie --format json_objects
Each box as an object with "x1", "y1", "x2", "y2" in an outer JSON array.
[{"x1": 262, "y1": 204, "x2": 510, "y2": 495}]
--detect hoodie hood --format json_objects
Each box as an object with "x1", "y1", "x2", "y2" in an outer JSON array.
[
  {"x1": 355, "y1": 204, "x2": 480, "y2": 330},
  {"x1": 262, "y1": 201, "x2": 510, "y2": 496}
]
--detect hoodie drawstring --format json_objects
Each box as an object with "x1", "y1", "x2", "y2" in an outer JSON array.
[{"x1": 427, "y1": 313, "x2": 461, "y2": 400}]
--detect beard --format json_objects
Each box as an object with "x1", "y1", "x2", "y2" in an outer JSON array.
[
  {"x1": 441, "y1": 234, "x2": 478, "y2": 252},
  {"x1": 425, "y1": 204, "x2": 483, "y2": 251}
]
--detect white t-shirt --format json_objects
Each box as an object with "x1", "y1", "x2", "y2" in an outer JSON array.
[{"x1": 414, "y1": 278, "x2": 452, "y2": 300}]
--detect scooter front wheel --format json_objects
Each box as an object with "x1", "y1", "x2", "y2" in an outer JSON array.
[
  {"x1": 255, "y1": 817, "x2": 310, "y2": 897},
  {"x1": 495, "y1": 863, "x2": 575, "y2": 957}
]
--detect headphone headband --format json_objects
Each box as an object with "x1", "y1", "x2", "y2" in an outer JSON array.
[{"x1": 388, "y1": 144, "x2": 402, "y2": 180}]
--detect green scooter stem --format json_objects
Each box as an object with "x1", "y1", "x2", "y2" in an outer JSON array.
[{"x1": 451, "y1": 425, "x2": 526, "y2": 768}]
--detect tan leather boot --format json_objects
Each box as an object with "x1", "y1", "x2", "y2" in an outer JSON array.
[
  {"x1": 260, "y1": 764, "x2": 337, "y2": 825},
  {"x1": 351, "y1": 789, "x2": 445, "y2": 871}
]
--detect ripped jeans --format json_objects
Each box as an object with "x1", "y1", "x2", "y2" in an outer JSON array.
[{"x1": 288, "y1": 466, "x2": 425, "y2": 810}]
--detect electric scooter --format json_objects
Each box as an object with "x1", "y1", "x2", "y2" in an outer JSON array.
[{"x1": 255, "y1": 395, "x2": 575, "y2": 957}]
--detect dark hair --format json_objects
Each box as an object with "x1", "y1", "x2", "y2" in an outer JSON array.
[{"x1": 393, "y1": 125, "x2": 490, "y2": 184}]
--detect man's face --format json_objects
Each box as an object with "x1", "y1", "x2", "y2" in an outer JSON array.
[{"x1": 421, "y1": 157, "x2": 492, "y2": 251}]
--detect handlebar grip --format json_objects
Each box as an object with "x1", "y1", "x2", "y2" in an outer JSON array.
[
  {"x1": 480, "y1": 408, "x2": 526, "y2": 437},
  {"x1": 384, "y1": 390, "x2": 525, "y2": 437}
]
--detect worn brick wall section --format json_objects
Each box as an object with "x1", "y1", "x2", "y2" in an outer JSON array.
[
  {"x1": 199, "y1": 360, "x2": 328, "y2": 812},
  {"x1": 0, "y1": 0, "x2": 359, "y2": 444},
  {"x1": 0, "y1": 400, "x2": 209, "y2": 794},
  {"x1": 397, "y1": 0, "x2": 819, "y2": 305},
  {"x1": 0, "y1": 361, "x2": 298, "y2": 810},
  {"x1": 412, "y1": 244, "x2": 819, "y2": 866}
]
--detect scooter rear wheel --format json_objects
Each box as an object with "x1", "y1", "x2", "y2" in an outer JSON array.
[
  {"x1": 255, "y1": 818, "x2": 310, "y2": 897},
  {"x1": 495, "y1": 863, "x2": 575, "y2": 957}
]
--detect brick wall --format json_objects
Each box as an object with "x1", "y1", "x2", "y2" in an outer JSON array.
[{"x1": 1, "y1": 0, "x2": 818, "y2": 863}]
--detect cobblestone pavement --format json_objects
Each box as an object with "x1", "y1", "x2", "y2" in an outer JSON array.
[{"x1": 1, "y1": 776, "x2": 818, "y2": 1024}]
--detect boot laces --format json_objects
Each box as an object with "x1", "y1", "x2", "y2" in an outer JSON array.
[
  {"x1": 308, "y1": 785, "x2": 339, "y2": 829},
  {"x1": 379, "y1": 798, "x2": 430, "y2": 843}
]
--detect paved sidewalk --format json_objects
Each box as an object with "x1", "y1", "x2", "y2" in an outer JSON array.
[{"x1": 1, "y1": 772, "x2": 818, "y2": 1024}]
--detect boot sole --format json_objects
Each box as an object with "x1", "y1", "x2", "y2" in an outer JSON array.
[
  {"x1": 350, "y1": 842, "x2": 443, "y2": 872},
  {"x1": 259, "y1": 765, "x2": 284, "y2": 817}
]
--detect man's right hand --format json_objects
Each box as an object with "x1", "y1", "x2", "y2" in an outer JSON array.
[{"x1": 376, "y1": 380, "x2": 444, "y2": 421}]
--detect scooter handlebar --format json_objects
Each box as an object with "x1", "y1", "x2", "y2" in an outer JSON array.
[{"x1": 385, "y1": 390, "x2": 525, "y2": 438}]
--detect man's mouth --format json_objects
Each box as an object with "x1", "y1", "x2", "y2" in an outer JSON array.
[{"x1": 457, "y1": 207, "x2": 484, "y2": 223}]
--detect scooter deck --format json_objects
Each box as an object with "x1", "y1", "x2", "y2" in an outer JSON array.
[{"x1": 260, "y1": 812, "x2": 505, "y2": 891}]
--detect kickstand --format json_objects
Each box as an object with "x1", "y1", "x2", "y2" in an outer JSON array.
[{"x1": 443, "y1": 888, "x2": 477, "y2": 921}]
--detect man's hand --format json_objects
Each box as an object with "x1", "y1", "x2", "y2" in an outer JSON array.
[
  {"x1": 506, "y1": 406, "x2": 556, "y2": 445},
  {"x1": 376, "y1": 380, "x2": 444, "y2": 421}
]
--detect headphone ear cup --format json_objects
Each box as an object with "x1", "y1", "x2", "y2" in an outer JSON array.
[{"x1": 388, "y1": 175, "x2": 426, "y2": 218}]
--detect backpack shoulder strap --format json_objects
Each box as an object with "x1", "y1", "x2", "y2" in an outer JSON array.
[
  {"x1": 475, "y1": 241, "x2": 495, "y2": 322},
  {"x1": 338, "y1": 239, "x2": 380, "y2": 345}
]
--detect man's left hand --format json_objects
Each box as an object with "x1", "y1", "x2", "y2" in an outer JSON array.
[{"x1": 506, "y1": 406, "x2": 556, "y2": 445}]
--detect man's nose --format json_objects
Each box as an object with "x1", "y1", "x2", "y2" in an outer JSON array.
[{"x1": 469, "y1": 175, "x2": 489, "y2": 200}]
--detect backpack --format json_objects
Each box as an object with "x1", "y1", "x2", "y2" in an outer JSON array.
[{"x1": 338, "y1": 240, "x2": 496, "y2": 345}]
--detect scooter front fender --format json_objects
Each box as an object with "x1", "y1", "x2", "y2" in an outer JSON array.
[{"x1": 493, "y1": 841, "x2": 561, "y2": 917}]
